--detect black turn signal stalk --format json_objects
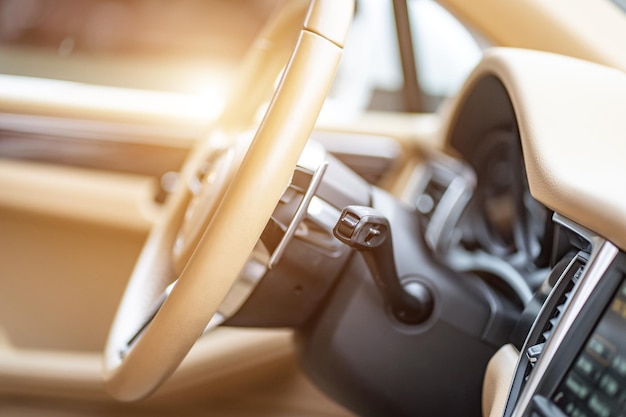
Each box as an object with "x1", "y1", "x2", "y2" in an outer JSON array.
[{"x1": 333, "y1": 206, "x2": 433, "y2": 325}]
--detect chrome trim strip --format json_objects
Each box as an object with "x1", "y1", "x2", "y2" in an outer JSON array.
[
  {"x1": 553, "y1": 213, "x2": 600, "y2": 247},
  {"x1": 503, "y1": 253, "x2": 583, "y2": 415},
  {"x1": 510, "y1": 214, "x2": 618, "y2": 417},
  {"x1": 268, "y1": 161, "x2": 328, "y2": 268}
]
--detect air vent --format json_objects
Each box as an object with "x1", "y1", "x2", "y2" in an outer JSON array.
[
  {"x1": 500, "y1": 255, "x2": 588, "y2": 417},
  {"x1": 416, "y1": 177, "x2": 449, "y2": 222},
  {"x1": 524, "y1": 256, "x2": 586, "y2": 380},
  {"x1": 411, "y1": 156, "x2": 476, "y2": 252},
  {"x1": 538, "y1": 264, "x2": 584, "y2": 345}
]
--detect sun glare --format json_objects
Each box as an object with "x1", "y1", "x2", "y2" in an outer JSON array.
[{"x1": 0, "y1": 73, "x2": 226, "y2": 124}]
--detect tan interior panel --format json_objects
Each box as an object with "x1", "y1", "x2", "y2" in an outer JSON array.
[
  {"x1": 0, "y1": 160, "x2": 157, "y2": 351},
  {"x1": 442, "y1": 0, "x2": 626, "y2": 72},
  {"x1": 482, "y1": 344, "x2": 519, "y2": 417}
]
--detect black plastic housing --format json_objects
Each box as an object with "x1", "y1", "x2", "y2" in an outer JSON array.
[
  {"x1": 226, "y1": 150, "x2": 371, "y2": 328},
  {"x1": 296, "y1": 187, "x2": 521, "y2": 417}
]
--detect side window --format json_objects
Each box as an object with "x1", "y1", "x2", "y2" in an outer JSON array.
[
  {"x1": 322, "y1": 0, "x2": 404, "y2": 118},
  {"x1": 322, "y1": 0, "x2": 490, "y2": 118},
  {"x1": 408, "y1": 0, "x2": 487, "y2": 111}
]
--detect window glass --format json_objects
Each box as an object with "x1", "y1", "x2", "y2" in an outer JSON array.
[
  {"x1": 323, "y1": 0, "x2": 491, "y2": 118},
  {"x1": 322, "y1": 0, "x2": 404, "y2": 119},
  {"x1": 0, "y1": 0, "x2": 492, "y2": 118},
  {"x1": 408, "y1": 0, "x2": 483, "y2": 98}
]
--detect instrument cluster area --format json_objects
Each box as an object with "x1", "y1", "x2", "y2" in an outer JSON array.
[{"x1": 438, "y1": 52, "x2": 626, "y2": 417}]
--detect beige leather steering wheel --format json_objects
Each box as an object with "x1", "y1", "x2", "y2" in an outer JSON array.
[{"x1": 103, "y1": 0, "x2": 354, "y2": 401}]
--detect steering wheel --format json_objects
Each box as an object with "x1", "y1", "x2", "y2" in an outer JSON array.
[{"x1": 103, "y1": 0, "x2": 354, "y2": 401}]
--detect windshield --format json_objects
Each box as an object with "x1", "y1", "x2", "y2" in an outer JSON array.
[
  {"x1": 1, "y1": 0, "x2": 623, "y2": 119},
  {"x1": 613, "y1": 0, "x2": 626, "y2": 12}
]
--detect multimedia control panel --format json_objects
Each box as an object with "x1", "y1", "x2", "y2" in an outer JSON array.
[{"x1": 552, "y1": 278, "x2": 626, "y2": 417}]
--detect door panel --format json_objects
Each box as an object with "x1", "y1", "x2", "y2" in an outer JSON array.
[{"x1": 0, "y1": 160, "x2": 156, "y2": 351}]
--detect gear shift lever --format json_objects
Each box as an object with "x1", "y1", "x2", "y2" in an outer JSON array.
[{"x1": 333, "y1": 206, "x2": 433, "y2": 324}]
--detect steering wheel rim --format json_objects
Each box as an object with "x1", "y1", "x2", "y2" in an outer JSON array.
[{"x1": 103, "y1": 0, "x2": 354, "y2": 401}]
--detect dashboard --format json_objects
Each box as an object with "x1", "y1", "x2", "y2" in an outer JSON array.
[
  {"x1": 1, "y1": 11, "x2": 626, "y2": 415},
  {"x1": 525, "y1": 247, "x2": 626, "y2": 417},
  {"x1": 218, "y1": 46, "x2": 626, "y2": 417},
  {"x1": 260, "y1": 48, "x2": 626, "y2": 416},
  {"x1": 442, "y1": 49, "x2": 626, "y2": 417}
]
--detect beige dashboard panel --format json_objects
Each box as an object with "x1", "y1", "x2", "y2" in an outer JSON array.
[
  {"x1": 482, "y1": 344, "x2": 519, "y2": 417},
  {"x1": 442, "y1": 0, "x2": 626, "y2": 72},
  {"x1": 0, "y1": 159, "x2": 334, "y2": 414},
  {"x1": 448, "y1": 48, "x2": 626, "y2": 252}
]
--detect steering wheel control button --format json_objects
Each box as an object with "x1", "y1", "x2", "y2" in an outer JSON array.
[
  {"x1": 336, "y1": 212, "x2": 359, "y2": 239},
  {"x1": 333, "y1": 206, "x2": 389, "y2": 250}
]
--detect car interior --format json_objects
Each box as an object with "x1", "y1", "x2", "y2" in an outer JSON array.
[{"x1": 1, "y1": 0, "x2": 626, "y2": 416}]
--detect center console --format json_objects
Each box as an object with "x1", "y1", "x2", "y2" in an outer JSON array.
[
  {"x1": 506, "y1": 215, "x2": 626, "y2": 417},
  {"x1": 551, "y1": 277, "x2": 626, "y2": 416}
]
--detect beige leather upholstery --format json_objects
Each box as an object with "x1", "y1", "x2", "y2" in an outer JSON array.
[
  {"x1": 103, "y1": 0, "x2": 355, "y2": 401},
  {"x1": 482, "y1": 344, "x2": 519, "y2": 417}
]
